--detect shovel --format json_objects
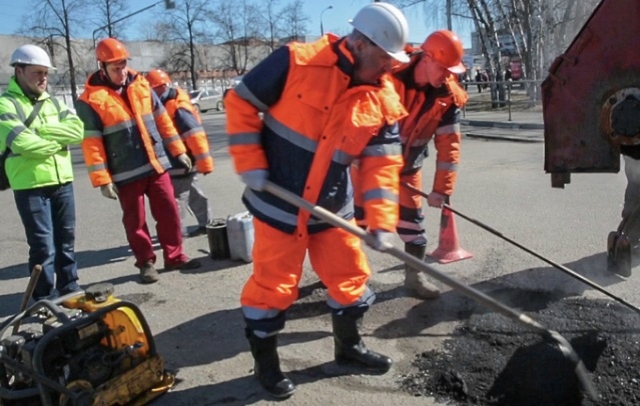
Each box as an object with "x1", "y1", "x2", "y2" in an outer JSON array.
[
  {"x1": 401, "y1": 181, "x2": 640, "y2": 316},
  {"x1": 12, "y1": 265, "x2": 43, "y2": 334},
  {"x1": 263, "y1": 181, "x2": 597, "y2": 401}
]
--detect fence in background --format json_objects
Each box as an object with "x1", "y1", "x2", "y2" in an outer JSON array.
[{"x1": 461, "y1": 79, "x2": 544, "y2": 122}]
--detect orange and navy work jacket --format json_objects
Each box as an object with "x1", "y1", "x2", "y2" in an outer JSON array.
[
  {"x1": 159, "y1": 87, "x2": 214, "y2": 177},
  {"x1": 76, "y1": 69, "x2": 185, "y2": 187},
  {"x1": 225, "y1": 34, "x2": 407, "y2": 235},
  {"x1": 394, "y1": 57, "x2": 468, "y2": 196}
]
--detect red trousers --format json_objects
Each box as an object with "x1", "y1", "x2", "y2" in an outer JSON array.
[
  {"x1": 117, "y1": 171, "x2": 187, "y2": 268},
  {"x1": 241, "y1": 218, "x2": 371, "y2": 314}
]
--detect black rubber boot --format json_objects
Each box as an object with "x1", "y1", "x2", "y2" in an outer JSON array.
[
  {"x1": 245, "y1": 328, "x2": 296, "y2": 398},
  {"x1": 331, "y1": 313, "x2": 392, "y2": 374}
]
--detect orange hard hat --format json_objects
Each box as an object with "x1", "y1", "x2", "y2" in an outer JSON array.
[
  {"x1": 96, "y1": 38, "x2": 129, "y2": 63},
  {"x1": 146, "y1": 69, "x2": 171, "y2": 88},
  {"x1": 421, "y1": 30, "x2": 466, "y2": 74}
]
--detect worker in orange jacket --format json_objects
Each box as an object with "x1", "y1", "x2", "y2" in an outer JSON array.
[
  {"x1": 396, "y1": 31, "x2": 469, "y2": 299},
  {"x1": 354, "y1": 30, "x2": 469, "y2": 299},
  {"x1": 225, "y1": 2, "x2": 409, "y2": 399},
  {"x1": 76, "y1": 38, "x2": 201, "y2": 284},
  {"x1": 146, "y1": 69, "x2": 214, "y2": 237}
]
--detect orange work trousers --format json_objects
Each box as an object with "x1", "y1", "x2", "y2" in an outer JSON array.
[
  {"x1": 353, "y1": 164, "x2": 425, "y2": 244},
  {"x1": 397, "y1": 170, "x2": 426, "y2": 244},
  {"x1": 351, "y1": 164, "x2": 367, "y2": 229},
  {"x1": 241, "y1": 217, "x2": 372, "y2": 318}
]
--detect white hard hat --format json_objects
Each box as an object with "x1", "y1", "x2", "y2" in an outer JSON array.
[
  {"x1": 349, "y1": 2, "x2": 409, "y2": 63},
  {"x1": 10, "y1": 44, "x2": 56, "y2": 69}
]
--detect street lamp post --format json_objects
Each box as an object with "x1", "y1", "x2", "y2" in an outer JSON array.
[
  {"x1": 320, "y1": 5, "x2": 333, "y2": 36},
  {"x1": 92, "y1": 0, "x2": 176, "y2": 50}
]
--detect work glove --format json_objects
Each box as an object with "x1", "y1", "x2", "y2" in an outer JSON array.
[
  {"x1": 427, "y1": 192, "x2": 447, "y2": 208},
  {"x1": 100, "y1": 183, "x2": 118, "y2": 200},
  {"x1": 176, "y1": 153, "x2": 193, "y2": 172},
  {"x1": 240, "y1": 169, "x2": 268, "y2": 192},
  {"x1": 366, "y1": 229, "x2": 395, "y2": 252}
]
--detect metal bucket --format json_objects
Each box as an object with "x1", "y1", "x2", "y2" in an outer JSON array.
[{"x1": 206, "y1": 218, "x2": 230, "y2": 260}]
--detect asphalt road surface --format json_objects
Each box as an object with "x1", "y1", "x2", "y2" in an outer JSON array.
[{"x1": 0, "y1": 110, "x2": 634, "y2": 406}]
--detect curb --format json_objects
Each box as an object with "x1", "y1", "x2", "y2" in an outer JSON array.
[
  {"x1": 461, "y1": 119, "x2": 544, "y2": 130},
  {"x1": 464, "y1": 132, "x2": 543, "y2": 143}
]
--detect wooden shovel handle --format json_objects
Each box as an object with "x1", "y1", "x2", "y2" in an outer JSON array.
[{"x1": 12, "y1": 264, "x2": 43, "y2": 334}]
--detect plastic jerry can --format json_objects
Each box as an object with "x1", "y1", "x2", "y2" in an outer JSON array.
[{"x1": 226, "y1": 212, "x2": 254, "y2": 262}]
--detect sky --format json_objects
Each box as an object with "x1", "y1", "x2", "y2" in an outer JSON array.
[
  {"x1": 0, "y1": 1, "x2": 472, "y2": 47},
  {"x1": 305, "y1": 0, "x2": 472, "y2": 45}
]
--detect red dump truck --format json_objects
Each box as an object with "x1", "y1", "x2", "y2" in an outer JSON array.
[{"x1": 542, "y1": 0, "x2": 640, "y2": 276}]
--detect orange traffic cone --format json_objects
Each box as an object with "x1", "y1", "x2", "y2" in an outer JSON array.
[{"x1": 427, "y1": 205, "x2": 473, "y2": 264}]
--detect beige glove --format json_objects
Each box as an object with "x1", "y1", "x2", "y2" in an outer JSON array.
[
  {"x1": 427, "y1": 192, "x2": 447, "y2": 208},
  {"x1": 100, "y1": 183, "x2": 119, "y2": 200},
  {"x1": 366, "y1": 229, "x2": 395, "y2": 252},
  {"x1": 176, "y1": 153, "x2": 193, "y2": 172}
]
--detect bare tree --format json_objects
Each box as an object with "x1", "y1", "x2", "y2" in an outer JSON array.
[
  {"x1": 20, "y1": 0, "x2": 90, "y2": 100},
  {"x1": 149, "y1": 21, "x2": 173, "y2": 43},
  {"x1": 386, "y1": 0, "x2": 601, "y2": 105},
  {"x1": 90, "y1": 0, "x2": 129, "y2": 41},
  {"x1": 257, "y1": 0, "x2": 312, "y2": 51},
  {"x1": 466, "y1": 0, "x2": 505, "y2": 102},
  {"x1": 389, "y1": 0, "x2": 475, "y2": 41},
  {"x1": 260, "y1": 0, "x2": 285, "y2": 51},
  {"x1": 279, "y1": 0, "x2": 309, "y2": 40},
  {"x1": 207, "y1": 0, "x2": 265, "y2": 76},
  {"x1": 541, "y1": 0, "x2": 600, "y2": 75},
  {"x1": 482, "y1": 0, "x2": 598, "y2": 101},
  {"x1": 153, "y1": 0, "x2": 210, "y2": 90}
]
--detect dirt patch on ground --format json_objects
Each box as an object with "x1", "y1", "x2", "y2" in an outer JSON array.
[{"x1": 400, "y1": 294, "x2": 640, "y2": 405}]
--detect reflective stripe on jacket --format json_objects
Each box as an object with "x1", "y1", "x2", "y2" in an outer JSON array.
[
  {"x1": 76, "y1": 69, "x2": 185, "y2": 187},
  {"x1": 0, "y1": 77, "x2": 84, "y2": 190},
  {"x1": 226, "y1": 34, "x2": 407, "y2": 234},
  {"x1": 394, "y1": 59, "x2": 468, "y2": 195},
  {"x1": 161, "y1": 87, "x2": 213, "y2": 176}
]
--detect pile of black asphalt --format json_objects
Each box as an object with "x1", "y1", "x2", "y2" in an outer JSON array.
[{"x1": 400, "y1": 293, "x2": 640, "y2": 406}]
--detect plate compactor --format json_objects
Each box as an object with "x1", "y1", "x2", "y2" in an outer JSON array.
[{"x1": 0, "y1": 282, "x2": 174, "y2": 406}]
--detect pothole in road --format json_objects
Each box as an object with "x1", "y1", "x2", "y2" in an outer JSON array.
[{"x1": 400, "y1": 292, "x2": 640, "y2": 405}]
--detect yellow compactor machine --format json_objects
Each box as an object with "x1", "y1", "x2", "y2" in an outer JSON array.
[{"x1": 0, "y1": 282, "x2": 174, "y2": 406}]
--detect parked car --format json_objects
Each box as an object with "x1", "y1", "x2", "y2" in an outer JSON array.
[{"x1": 189, "y1": 88, "x2": 224, "y2": 113}]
